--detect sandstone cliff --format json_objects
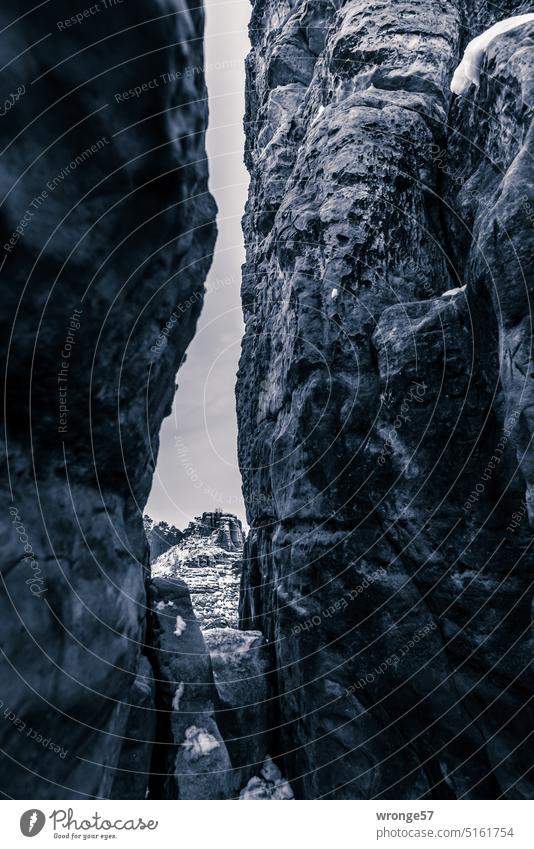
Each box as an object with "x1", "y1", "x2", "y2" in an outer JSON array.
[
  {"x1": 0, "y1": 1, "x2": 216, "y2": 798},
  {"x1": 237, "y1": 1, "x2": 534, "y2": 798},
  {"x1": 2, "y1": 0, "x2": 533, "y2": 803}
]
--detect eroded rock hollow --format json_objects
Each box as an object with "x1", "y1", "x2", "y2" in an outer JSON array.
[{"x1": 237, "y1": 0, "x2": 534, "y2": 799}]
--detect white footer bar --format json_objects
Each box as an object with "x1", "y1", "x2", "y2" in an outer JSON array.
[{"x1": 4, "y1": 799, "x2": 533, "y2": 848}]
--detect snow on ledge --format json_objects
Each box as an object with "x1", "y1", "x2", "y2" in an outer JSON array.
[
  {"x1": 172, "y1": 682, "x2": 185, "y2": 711},
  {"x1": 441, "y1": 285, "x2": 466, "y2": 298},
  {"x1": 451, "y1": 14, "x2": 534, "y2": 95}
]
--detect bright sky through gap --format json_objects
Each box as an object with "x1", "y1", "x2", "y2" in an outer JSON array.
[{"x1": 145, "y1": 0, "x2": 251, "y2": 528}]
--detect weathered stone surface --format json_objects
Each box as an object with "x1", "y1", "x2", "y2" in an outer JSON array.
[
  {"x1": 152, "y1": 512, "x2": 244, "y2": 628},
  {"x1": 238, "y1": 0, "x2": 534, "y2": 799},
  {"x1": 204, "y1": 628, "x2": 274, "y2": 789},
  {"x1": 0, "y1": 1, "x2": 215, "y2": 798},
  {"x1": 147, "y1": 577, "x2": 236, "y2": 799}
]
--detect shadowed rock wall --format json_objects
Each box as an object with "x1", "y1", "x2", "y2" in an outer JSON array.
[{"x1": 0, "y1": 0, "x2": 216, "y2": 798}]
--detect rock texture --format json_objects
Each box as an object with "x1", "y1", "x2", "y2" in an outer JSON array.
[
  {"x1": 238, "y1": 0, "x2": 534, "y2": 799},
  {"x1": 152, "y1": 512, "x2": 244, "y2": 628},
  {"x1": 147, "y1": 577, "x2": 236, "y2": 799},
  {"x1": 110, "y1": 655, "x2": 155, "y2": 800},
  {"x1": 239, "y1": 755, "x2": 294, "y2": 800},
  {"x1": 0, "y1": 2, "x2": 215, "y2": 798},
  {"x1": 147, "y1": 577, "x2": 276, "y2": 798}
]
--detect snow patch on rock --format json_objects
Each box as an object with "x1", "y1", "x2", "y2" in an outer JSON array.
[
  {"x1": 441, "y1": 285, "x2": 466, "y2": 297},
  {"x1": 182, "y1": 726, "x2": 220, "y2": 760},
  {"x1": 451, "y1": 15, "x2": 534, "y2": 95},
  {"x1": 311, "y1": 104, "x2": 325, "y2": 125},
  {"x1": 174, "y1": 615, "x2": 187, "y2": 637}
]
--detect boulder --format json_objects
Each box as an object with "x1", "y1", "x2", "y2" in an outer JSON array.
[{"x1": 204, "y1": 628, "x2": 274, "y2": 789}]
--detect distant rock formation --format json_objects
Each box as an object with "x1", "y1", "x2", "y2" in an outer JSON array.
[
  {"x1": 143, "y1": 516, "x2": 183, "y2": 561},
  {"x1": 152, "y1": 512, "x2": 244, "y2": 628}
]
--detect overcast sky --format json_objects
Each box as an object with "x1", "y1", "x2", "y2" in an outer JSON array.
[{"x1": 145, "y1": 0, "x2": 251, "y2": 529}]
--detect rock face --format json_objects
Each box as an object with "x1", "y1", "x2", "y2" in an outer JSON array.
[
  {"x1": 147, "y1": 578, "x2": 236, "y2": 799},
  {"x1": 110, "y1": 656, "x2": 155, "y2": 800},
  {"x1": 147, "y1": 578, "x2": 276, "y2": 799},
  {"x1": 239, "y1": 755, "x2": 294, "y2": 800},
  {"x1": 204, "y1": 628, "x2": 274, "y2": 790},
  {"x1": 0, "y1": 2, "x2": 215, "y2": 798},
  {"x1": 238, "y1": 0, "x2": 534, "y2": 799},
  {"x1": 152, "y1": 512, "x2": 244, "y2": 628}
]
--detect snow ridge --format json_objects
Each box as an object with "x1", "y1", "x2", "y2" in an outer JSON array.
[{"x1": 451, "y1": 14, "x2": 534, "y2": 95}]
